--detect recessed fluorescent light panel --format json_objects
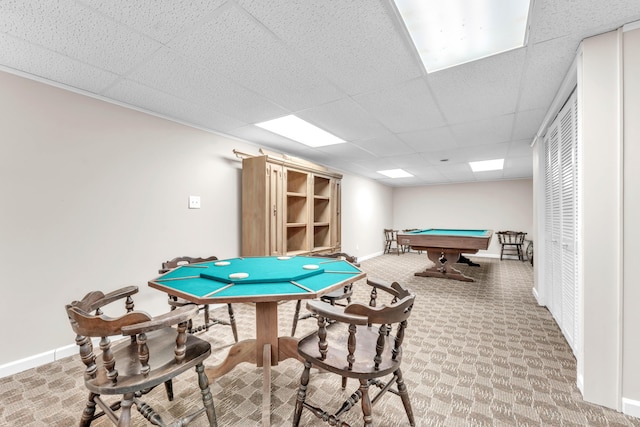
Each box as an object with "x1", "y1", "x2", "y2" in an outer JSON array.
[
  {"x1": 393, "y1": 0, "x2": 531, "y2": 72},
  {"x1": 469, "y1": 159, "x2": 504, "y2": 172},
  {"x1": 255, "y1": 115, "x2": 345, "y2": 147},
  {"x1": 377, "y1": 169, "x2": 414, "y2": 178}
]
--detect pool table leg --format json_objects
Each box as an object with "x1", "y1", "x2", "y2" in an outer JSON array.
[{"x1": 414, "y1": 248, "x2": 475, "y2": 282}]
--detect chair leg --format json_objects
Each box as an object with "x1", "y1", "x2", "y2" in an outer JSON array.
[
  {"x1": 291, "y1": 300, "x2": 302, "y2": 336},
  {"x1": 80, "y1": 392, "x2": 98, "y2": 427},
  {"x1": 359, "y1": 379, "x2": 373, "y2": 427},
  {"x1": 119, "y1": 393, "x2": 134, "y2": 427},
  {"x1": 203, "y1": 304, "x2": 210, "y2": 331},
  {"x1": 396, "y1": 368, "x2": 415, "y2": 426},
  {"x1": 227, "y1": 304, "x2": 238, "y2": 342},
  {"x1": 196, "y1": 363, "x2": 218, "y2": 427},
  {"x1": 293, "y1": 361, "x2": 312, "y2": 427},
  {"x1": 164, "y1": 380, "x2": 174, "y2": 401}
]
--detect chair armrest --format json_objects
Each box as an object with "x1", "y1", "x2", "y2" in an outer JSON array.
[
  {"x1": 121, "y1": 305, "x2": 199, "y2": 335},
  {"x1": 79, "y1": 286, "x2": 139, "y2": 313},
  {"x1": 306, "y1": 300, "x2": 369, "y2": 325},
  {"x1": 367, "y1": 278, "x2": 409, "y2": 300},
  {"x1": 99, "y1": 285, "x2": 139, "y2": 307}
]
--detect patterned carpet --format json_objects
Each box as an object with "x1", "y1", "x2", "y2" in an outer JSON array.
[{"x1": 2, "y1": 253, "x2": 639, "y2": 426}]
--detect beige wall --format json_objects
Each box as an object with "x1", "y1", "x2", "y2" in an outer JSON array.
[
  {"x1": 0, "y1": 70, "x2": 395, "y2": 368},
  {"x1": 0, "y1": 70, "x2": 247, "y2": 364},
  {"x1": 392, "y1": 180, "x2": 534, "y2": 257},
  {"x1": 340, "y1": 174, "x2": 393, "y2": 259},
  {"x1": 580, "y1": 30, "x2": 624, "y2": 410},
  {"x1": 623, "y1": 26, "x2": 640, "y2": 408}
]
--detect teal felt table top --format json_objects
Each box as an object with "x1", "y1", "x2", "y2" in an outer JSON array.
[
  {"x1": 149, "y1": 256, "x2": 363, "y2": 302},
  {"x1": 406, "y1": 229, "x2": 489, "y2": 237}
]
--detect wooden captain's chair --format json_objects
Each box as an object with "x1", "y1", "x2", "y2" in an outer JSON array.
[
  {"x1": 65, "y1": 286, "x2": 217, "y2": 427},
  {"x1": 383, "y1": 228, "x2": 402, "y2": 255},
  {"x1": 496, "y1": 231, "x2": 527, "y2": 261},
  {"x1": 293, "y1": 278, "x2": 416, "y2": 426},
  {"x1": 160, "y1": 256, "x2": 238, "y2": 342},
  {"x1": 291, "y1": 252, "x2": 360, "y2": 336}
]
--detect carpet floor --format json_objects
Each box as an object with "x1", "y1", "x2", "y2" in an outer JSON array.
[{"x1": 1, "y1": 253, "x2": 638, "y2": 426}]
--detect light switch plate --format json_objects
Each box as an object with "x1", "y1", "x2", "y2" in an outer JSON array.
[{"x1": 189, "y1": 195, "x2": 201, "y2": 209}]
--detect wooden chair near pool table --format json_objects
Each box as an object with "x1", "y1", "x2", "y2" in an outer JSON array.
[
  {"x1": 496, "y1": 231, "x2": 527, "y2": 261},
  {"x1": 159, "y1": 256, "x2": 238, "y2": 342},
  {"x1": 384, "y1": 228, "x2": 402, "y2": 255},
  {"x1": 292, "y1": 278, "x2": 416, "y2": 427},
  {"x1": 65, "y1": 286, "x2": 217, "y2": 427},
  {"x1": 291, "y1": 252, "x2": 360, "y2": 337}
]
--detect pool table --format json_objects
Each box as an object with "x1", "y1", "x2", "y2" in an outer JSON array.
[
  {"x1": 148, "y1": 255, "x2": 365, "y2": 426},
  {"x1": 397, "y1": 229, "x2": 493, "y2": 282}
]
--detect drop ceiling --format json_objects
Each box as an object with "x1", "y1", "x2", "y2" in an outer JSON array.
[{"x1": 1, "y1": 0, "x2": 639, "y2": 186}]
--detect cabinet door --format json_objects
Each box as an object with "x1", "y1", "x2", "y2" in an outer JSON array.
[
  {"x1": 268, "y1": 163, "x2": 284, "y2": 255},
  {"x1": 331, "y1": 179, "x2": 341, "y2": 250}
]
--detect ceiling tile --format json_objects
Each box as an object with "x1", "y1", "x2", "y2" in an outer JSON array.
[
  {"x1": 518, "y1": 36, "x2": 578, "y2": 112},
  {"x1": 0, "y1": 0, "x2": 161, "y2": 74},
  {"x1": 449, "y1": 115, "x2": 514, "y2": 147},
  {"x1": 78, "y1": 0, "x2": 226, "y2": 44},
  {"x1": 296, "y1": 97, "x2": 389, "y2": 142},
  {"x1": 398, "y1": 126, "x2": 458, "y2": 152},
  {"x1": 316, "y1": 143, "x2": 377, "y2": 162},
  {"x1": 354, "y1": 78, "x2": 446, "y2": 133},
  {"x1": 126, "y1": 47, "x2": 288, "y2": 123},
  {"x1": 512, "y1": 108, "x2": 547, "y2": 141},
  {"x1": 530, "y1": 0, "x2": 640, "y2": 44},
  {"x1": 352, "y1": 134, "x2": 415, "y2": 157},
  {"x1": 104, "y1": 79, "x2": 247, "y2": 133},
  {"x1": 168, "y1": 2, "x2": 344, "y2": 111},
  {"x1": 428, "y1": 48, "x2": 526, "y2": 124},
  {"x1": 236, "y1": 0, "x2": 423, "y2": 95},
  {"x1": 508, "y1": 139, "x2": 534, "y2": 158},
  {"x1": 0, "y1": 33, "x2": 118, "y2": 93}
]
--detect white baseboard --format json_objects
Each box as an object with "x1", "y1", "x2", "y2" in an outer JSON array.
[
  {"x1": 576, "y1": 373, "x2": 584, "y2": 395},
  {"x1": 0, "y1": 340, "x2": 97, "y2": 379},
  {"x1": 532, "y1": 287, "x2": 542, "y2": 305},
  {"x1": 0, "y1": 350, "x2": 55, "y2": 378},
  {"x1": 623, "y1": 398, "x2": 640, "y2": 419},
  {"x1": 357, "y1": 251, "x2": 384, "y2": 262}
]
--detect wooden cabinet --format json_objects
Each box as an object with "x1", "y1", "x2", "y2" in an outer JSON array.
[{"x1": 238, "y1": 151, "x2": 342, "y2": 257}]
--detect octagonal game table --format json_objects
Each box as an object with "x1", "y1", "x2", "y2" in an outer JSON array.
[{"x1": 149, "y1": 255, "x2": 365, "y2": 426}]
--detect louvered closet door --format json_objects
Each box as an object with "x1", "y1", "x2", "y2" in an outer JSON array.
[
  {"x1": 559, "y1": 93, "x2": 578, "y2": 351},
  {"x1": 545, "y1": 120, "x2": 562, "y2": 321},
  {"x1": 543, "y1": 90, "x2": 579, "y2": 353}
]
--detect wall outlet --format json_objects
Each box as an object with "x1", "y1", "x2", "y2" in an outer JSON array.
[{"x1": 188, "y1": 195, "x2": 201, "y2": 209}]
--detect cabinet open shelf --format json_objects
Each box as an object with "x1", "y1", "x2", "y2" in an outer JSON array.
[
  {"x1": 239, "y1": 150, "x2": 341, "y2": 257},
  {"x1": 287, "y1": 225, "x2": 308, "y2": 254},
  {"x1": 314, "y1": 175, "x2": 331, "y2": 197},
  {"x1": 287, "y1": 170, "x2": 308, "y2": 194},
  {"x1": 313, "y1": 224, "x2": 330, "y2": 249},
  {"x1": 287, "y1": 195, "x2": 308, "y2": 224}
]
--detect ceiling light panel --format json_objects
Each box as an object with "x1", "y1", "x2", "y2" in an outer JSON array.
[
  {"x1": 394, "y1": 0, "x2": 531, "y2": 72},
  {"x1": 469, "y1": 159, "x2": 504, "y2": 172},
  {"x1": 255, "y1": 115, "x2": 346, "y2": 147},
  {"x1": 377, "y1": 169, "x2": 414, "y2": 178}
]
